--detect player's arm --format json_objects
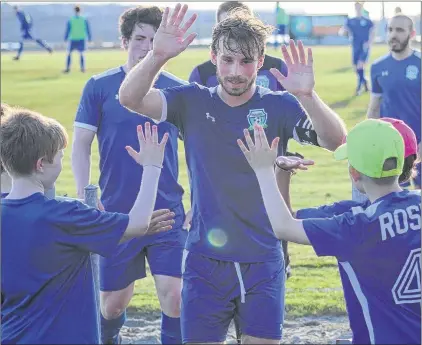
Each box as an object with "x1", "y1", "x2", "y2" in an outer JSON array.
[
  {"x1": 72, "y1": 128, "x2": 95, "y2": 199},
  {"x1": 367, "y1": 63, "x2": 382, "y2": 119},
  {"x1": 296, "y1": 91, "x2": 347, "y2": 150},
  {"x1": 72, "y1": 78, "x2": 100, "y2": 199},
  {"x1": 64, "y1": 20, "x2": 71, "y2": 41},
  {"x1": 119, "y1": 5, "x2": 197, "y2": 121},
  {"x1": 85, "y1": 19, "x2": 92, "y2": 42}
]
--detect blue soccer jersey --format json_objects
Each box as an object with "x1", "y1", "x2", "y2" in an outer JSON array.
[
  {"x1": 74, "y1": 67, "x2": 186, "y2": 214},
  {"x1": 371, "y1": 51, "x2": 421, "y2": 142},
  {"x1": 16, "y1": 10, "x2": 32, "y2": 32},
  {"x1": 159, "y1": 83, "x2": 320, "y2": 262},
  {"x1": 346, "y1": 17, "x2": 374, "y2": 47},
  {"x1": 189, "y1": 55, "x2": 288, "y2": 91},
  {"x1": 301, "y1": 190, "x2": 421, "y2": 344},
  {"x1": 1, "y1": 193, "x2": 129, "y2": 343}
]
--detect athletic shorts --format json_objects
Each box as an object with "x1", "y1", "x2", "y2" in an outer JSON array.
[
  {"x1": 100, "y1": 203, "x2": 187, "y2": 291},
  {"x1": 352, "y1": 45, "x2": 369, "y2": 65},
  {"x1": 21, "y1": 31, "x2": 33, "y2": 40},
  {"x1": 181, "y1": 250, "x2": 285, "y2": 343},
  {"x1": 69, "y1": 40, "x2": 86, "y2": 52}
]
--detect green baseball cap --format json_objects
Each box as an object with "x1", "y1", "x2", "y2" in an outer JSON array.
[{"x1": 334, "y1": 119, "x2": 405, "y2": 178}]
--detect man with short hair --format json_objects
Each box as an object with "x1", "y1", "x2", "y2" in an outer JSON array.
[
  {"x1": 119, "y1": 4, "x2": 346, "y2": 343},
  {"x1": 63, "y1": 5, "x2": 92, "y2": 73},
  {"x1": 12, "y1": 5, "x2": 53, "y2": 61},
  {"x1": 72, "y1": 5, "x2": 187, "y2": 344},
  {"x1": 367, "y1": 14, "x2": 421, "y2": 189}
]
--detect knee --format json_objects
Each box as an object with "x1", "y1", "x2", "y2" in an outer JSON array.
[
  {"x1": 158, "y1": 283, "x2": 182, "y2": 317},
  {"x1": 100, "y1": 291, "x2": 131, "y2": 320}
]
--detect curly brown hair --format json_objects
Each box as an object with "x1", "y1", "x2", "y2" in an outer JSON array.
[
  {"x1": 119, "y1": 6, "x2": 163, "y2": 41},
  {"x1": 211, "y1": 10, "x2": 274, "y2": 60}
]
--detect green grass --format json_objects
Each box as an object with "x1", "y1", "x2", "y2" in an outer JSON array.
[{"x1": 1, "y1": 45, "x2": 390, "y2": 317}]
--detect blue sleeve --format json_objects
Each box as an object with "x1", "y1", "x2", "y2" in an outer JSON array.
[
  {"x1": 276, "y1": 59, "x2": 289, "y2": 91},
  {"x1": 302, "y1": 212, "x2": 364, "y2": 260},
  {"x1": 52, "y1": 200, "x2": 129, "y2": 257},
  {"x1": 296, "y1": 200, "x2": 365, "y2": 219},
  {"x1": 370, "y1": 64, "x2": 382, "y2": 95},
  {"x1": 345, "y1": 17, "x2": 351, "y2": 30},
  {"x1": 280, "y1": 92, "x2": 320, "y2": 146},
  {"x1": 161, "y1": 83, "x2": 197, "y2": 133},
  {"x1": 189, "y1": 67, "x2": 202, "y2": 84},
  {"x1": 85, "y1": 19, "x2": 92, "y2": 41},
  {"x1": 74, "y1": 78, "x2": 102, "y2": 131},
  {"x1": 368, "y1": 19, "x2": 374, "y2": 30},
  {"x1": 64, "y1": 21, "x2": 71, "y2": 41}
]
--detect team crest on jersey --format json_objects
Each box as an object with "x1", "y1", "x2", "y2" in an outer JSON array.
[
  {"x1": 256, "y1": 75, "x2": 270, "y2": 88},
  {"x1": 405, "y1": 65, "x2": 419, "y2": 80},
  {"x1": 360, "y1": 19, "x2": 367, "y2": 26},
  {"x1": 247, "y1": 109, "x2": 268, "y2": 130}
]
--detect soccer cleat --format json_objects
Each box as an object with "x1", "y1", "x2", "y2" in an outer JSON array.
[
  {"x1": 62, "y1": 69, "x2": 70, "y2": 74},
  {"x1": 286, "y1": 264, "x2": 292, "y2": 280},
  {"x1": 103, "y1": 334, "x2": 122, "y2": 345},
  {"x1": 12, "y1": 56, "x2": 20, "y2": 61}
]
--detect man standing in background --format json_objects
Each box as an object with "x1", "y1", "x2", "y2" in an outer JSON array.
[
  {"x1": 12, "y1": 5, "x2": 53, "y2": 61},
  {"x1": 63, "y1": 5, "x2": 92, "y2": 73},
  {"x1": 341, "y1": 2, "x2": 375, "y2": 95}
]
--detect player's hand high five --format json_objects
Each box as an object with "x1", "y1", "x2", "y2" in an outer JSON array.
[
  {"x1": 153, "y1": 3, "x2": 198, "y2": 60},
  {"x1": 270, "y1": 40, "x2": 315, "y2": 97}
]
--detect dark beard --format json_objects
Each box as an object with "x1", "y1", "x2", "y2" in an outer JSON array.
[
  {"x1": 216, "y1": 73, "x2": 256, "y2": 96},
  {"x1": 389, "y1": 35, "x2": 410, "y2": 53}
]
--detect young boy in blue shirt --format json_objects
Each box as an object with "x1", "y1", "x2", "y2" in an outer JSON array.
[
  {"x1": 1, "y1": 108, "x2": 174, "y2": 344},
  {"x1": 238, "y1": 119, "x2": 421, "y2": 344}
]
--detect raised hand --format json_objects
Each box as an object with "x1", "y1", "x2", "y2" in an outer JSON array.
[
  {"x1": 275, "y1": 155, "x2": 315, "y2": 173},
  {"x1": 153, "y1": 3, "x2": 198, "y2": 60},
  {"x1": 125, "y1": 122, "x2": 169, "y2": 168},
  {"x1": 270, "y1": 40, "x2": 315, "y2": 97},
  {"x1": 237, "y1": 124, "x2": 280, "y2": 172},
  {"x1": 144, "y1": 209, "x2": 176, "y2": 235}
]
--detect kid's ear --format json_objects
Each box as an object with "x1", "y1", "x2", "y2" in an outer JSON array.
[{"x1": 349, "y1": 165, "x2": 361, "y2": 182}]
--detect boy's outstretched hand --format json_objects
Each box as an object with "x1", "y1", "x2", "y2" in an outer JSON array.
[
  {"x1": 126, "y1": 122, "x2": 169, "y2": 169},
  {"x1": 237, "y1": 124, "x2": 280, "y2": 172}
]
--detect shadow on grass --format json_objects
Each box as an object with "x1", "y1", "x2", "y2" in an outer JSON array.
[
  {"x1": 333, "y1": 66, "x2": 353, "y2": 74},
  {"x1": 329, "y1": 96, "x2": 356, "y2": 109}
]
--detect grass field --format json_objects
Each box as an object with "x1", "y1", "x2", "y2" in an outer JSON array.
[{"x1": 1, "y1": 45, "x2": 390, "y2": 317}]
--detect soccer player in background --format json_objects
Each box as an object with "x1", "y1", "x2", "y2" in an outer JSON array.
[
  {"x1": 367, "y1": 14, "x2": 421, "y2": 189},
  {"x1": 1, "y1": 107, "x2": 172, "y2": 343},
  {"x1": 119, "y1": 4, "x2": 346, "y2": 343},
  {"x1": 71, "y1": 6, "x2": 187, "y2": 344},
  {"x1": 340, "y1": 2, "x2": 375, "y2": 95},
  {"x1": 12, "y1": 5, "x2": 53, "y2": 61},
  {"x1": 63, "y1": 5, "x2": 92, "y2": 73},
  {"x1": 187, "y1": 1, "x2": 292, "y2": 282},
  {"x1": 239, "y1": 119, "x2": 421, "y2": 345},
  {"x1": 189, "y1": 2, "x2": 288, "y2": 91}
]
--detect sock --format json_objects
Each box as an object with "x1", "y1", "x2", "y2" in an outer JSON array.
[
  {"x1": 161, "y1": 312, "x2": 182, "y2": 344},
  {"x1": 101, "y1": 310, "x2": 126, "y2": 344},
  {"x1": 357, "y1": 68, "x2": 364, "y2": 90},
  {"x1": 66, "y1": 53, "x2": 71, "y2": 71},
  {"x1": 80, "y1": 53, "x2": 85, "y2": 71},
  {"x1": 17, "y1": 42, "x2": 23, "y2": 58}
]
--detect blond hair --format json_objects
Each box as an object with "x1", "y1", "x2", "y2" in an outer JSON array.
[{"x1": 0, "y1": 108, "x2": 68, "y2": 176}]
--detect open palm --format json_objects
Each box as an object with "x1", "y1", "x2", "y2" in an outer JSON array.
[
  {"x1": 153, "y1": 3, "x2": 198, "y2": 60},
  {"x1": 270, "y1": 40, "x2": 315, "y2": 97}
]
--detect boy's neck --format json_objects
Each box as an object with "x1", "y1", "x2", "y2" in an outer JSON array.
[
  {"x1": 6, "y1": 177, "x2": 45, "y2": 199},
  {"x1": 364, "y1": 182, "x2": 402, "y2": 203}
]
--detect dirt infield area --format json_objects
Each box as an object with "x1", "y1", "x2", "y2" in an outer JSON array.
[{"x1": 121, "y1": 310, "x2": 352, "y2": 344}]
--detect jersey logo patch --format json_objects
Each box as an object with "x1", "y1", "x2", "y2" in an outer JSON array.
[
  {"x1": 247, "y1": 109, "x2": 268, "y2": 131},
  {"x1": 256, "y1": 75, "x2": 270, "y2": 88},
  {"x1": 405, "y1": 65, "x2": 419, "y2": 81}
]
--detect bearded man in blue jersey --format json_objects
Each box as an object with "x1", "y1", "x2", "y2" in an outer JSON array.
[
  {"x1": 119, "y1": 4, "x2": 346, "y2": 343},
  {"x1": 72, "y1": 6, "x2": 188, "y2": 344}
]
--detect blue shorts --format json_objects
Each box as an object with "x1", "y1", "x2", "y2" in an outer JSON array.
[
  {"x1": 69, "y1": 40, "x2": 86, "y2": 52},
  {"x1": 352, "y1": 45, "x2": 369, "y2": 65},
  {"x1": 21, "y1": 31, "x2": 33, "y2": 40},
  {"x1": 181, "y1": 251, "x2": 285, "y2": 343},
  {"x1": 100, "y1": 203, "x2": 187, "y2": 291}
]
